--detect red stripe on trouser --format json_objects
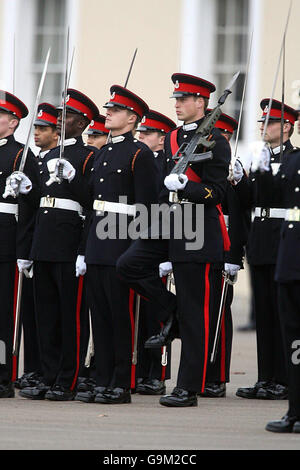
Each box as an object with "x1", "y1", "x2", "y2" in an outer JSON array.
[
  {"x1": 11, "y1": 265, "x2": 19, "y2": 382},
  {"x1": 70, "y1": 275, "x2": 83, "y2": 391},
  {"x1": 129, "y1": 289, "x2": 136, "y2": 389},
  {"x1": 201, "y1": 263, "x2": 211, "y2": 393}
]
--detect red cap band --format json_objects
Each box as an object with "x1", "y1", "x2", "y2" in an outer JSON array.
[
  {"x1": 262, "y1": 108, "x2": 296, "y2": 124},
  {"x1": 174, "y1": 82, "x2": 212, "y2": 98},
  {"x1": 0, "y1": 100, "x2": 22, "y2": 119},
  {"x1": 108, "y1": 93, "x2": 144, "y2": 118},
  {"x1": 37, "y1": 111, "x2": 57, "y2": 125},
  {"x1": 141, "y1": 118, "x2": 172, "y2": 133},
  {"x1": 66, "y1": 96, "x2": 94, "y2": 121}
]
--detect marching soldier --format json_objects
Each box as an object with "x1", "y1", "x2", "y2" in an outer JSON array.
[
  {"x1": 234, "y1": 99, "x2": 298, "y2": 400},
  {"x1": 117, "y1": 73, "x2": 231, "y2": 407},
  {"x1": 247, "y1": 134, "x2": 300, "y2": 432},
  {"x1": 7, "y1": 89, "x2": 99, "y2": 401},
  {"x1": 61, "y1": 85, "x2": 159, "y2": 404},
  {"x1": 15, "y1": 102, "x2": 59, "y2": 390},
  {"x1": 135, "y1": 109, "x2": 176, "y2": 395},
  {"x1": 85, "y1": 113, "x2": 109, "y2": 150},
  {"x1": 0, "y1": 91, "x2": 39, "y2": 398}
]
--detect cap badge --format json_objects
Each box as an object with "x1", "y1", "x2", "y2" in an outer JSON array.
[
  {"x1": 141, "y1": 116, "x2": 146, "y2": 123},
  {"x1": 264, "y1": 105, "x2": 269, "y2": 113},
  {"x1": 111, "y1": 92, "x2": 115, "y2": 100},
  {"x1": 37, "y1": 110, "x2": 43, "y2": 118},
  {"x1": 175, "y1": 80, "x2": 180, "y2": 89},
  {"x1": 90, "y1": 120, "x2": 94, "y2": 127}
]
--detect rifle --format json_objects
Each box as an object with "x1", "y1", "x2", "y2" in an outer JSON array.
[{"x1": 170, "y1": 71, "x2": 240, "y2": 182}]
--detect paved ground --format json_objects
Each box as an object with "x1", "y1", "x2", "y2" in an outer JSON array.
[{"x1": 0, "y1": 268, "x2": 299, "y2": 451}]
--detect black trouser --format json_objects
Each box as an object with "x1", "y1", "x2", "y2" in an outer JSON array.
[
  {"x1": 33, "y1": 261, "x2": 87, "y2": 390},
  {"x1": 86, "y1": 265, "x2": 134, "y2": 390},
  {"x1": 0, "y1": 262, "x2": 19, "y2": 384},
  {"x1": 136, "y1": 296, "x2": 171, "y2": 382},
  {"x1": 278, "y1": 281, "x2": 300, "y2": 417},
  {"x1": 117, "y1": 239, "x2": 223, "y2": 393},
  {"x1": 250, "y1": 264, "x2": 287, "y2": 384},
  {"x1": 21, "y1": 276, "x2": 42, "y2": 375},
  {"x1": 204, "y1": 284, "x2": 233, "y2": 384}
]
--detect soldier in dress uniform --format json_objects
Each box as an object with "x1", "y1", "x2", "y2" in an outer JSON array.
[
  {"x1": 246, "y1": 135, "x2": 300, "y2": 432},
  {"x1": 117, "y1": 73, "x2": 231, "y2": 407},
  {"x1": 233, "y1": 99, "x2": 298, "y2": 400},
  {"x1": 0, "y1": 91, "x2": 39, "y2": 398},
  {"x1": 60, "y1": 85, "x2": 160, "y2": 404},
  {"x1": 85, "y1": 113, "x2": 109, "y2": 150},
  {"x1": 199, "y1": 111, "x2": 249, "y2": 398},
  {"x1": 15, "y1": 103, "x2": 59, "y2": 391},
  {"x1": 134, "y1": 110, "x2": 176, "y2": 395},
  {"x1": 6, "y1": 89, "x2": 100, "y2": 401}
]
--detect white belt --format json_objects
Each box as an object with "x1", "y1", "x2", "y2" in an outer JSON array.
[
  {"x1": 93, "y1": 199, "x2": 136, "y2": 217},
  {"x1": 0, "y1": 202, "x2": 18, "y2": 215},
  {"x1": 40, "y1": 197, "x2": 82, "y2": 214},
  {"x1": 254, "y1": 207, "x2": 286, "y2": 219},
  {"x1": 285, "y1": 208, "x2": 300, "y2": 222}
]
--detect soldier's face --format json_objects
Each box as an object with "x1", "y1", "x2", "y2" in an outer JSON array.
[
  {"x1": 86, "y1": 134, "x2": 107, "y2": 150},
  {"x1": 260, "y1": 120, "x2": 290, "y2": 145},
  {"x1": 174, "y1": 96, "x2": 204, "y2": 123},
  {"x1": 138, "y1": 130, "x2": 165, "y2": 152},
  {"x1": 105, "y1": 107, "x2": 136, "y2": 133},
  {"x1": 34, "y1": 125, "x2": 58, "y2": 151},
  {"x1": 0, "y1": 112, "x2": 18, "y2": 138},
  {"x1": 57, "y1": 111, "x2": 86, "y2": 138}
]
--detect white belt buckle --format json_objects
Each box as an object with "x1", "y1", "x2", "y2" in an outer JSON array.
[
  {"x1": 169, "y1": 191, "x2": 178, "y2": 203},
  {"x1": 93, "y1": 199, "x2": 105, "y2": 215},
  {"x1": 44, "y1": 196, "x2": 55, "y2": 208}
]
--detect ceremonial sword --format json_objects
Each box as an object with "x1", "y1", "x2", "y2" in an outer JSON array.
[
  {"x1": 46, "y1": 28, "x2": 71, "y2": 186},
  {"x1": 210, "y1": 271, "x2": 237, "y2": 364}
]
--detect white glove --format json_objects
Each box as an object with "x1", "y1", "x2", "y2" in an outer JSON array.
[
  {"x1": 55, "y1": 158, "x2": 76, "y2": 182},
  {"x1": 3, "y1": 171, "x2": 32, "y2": 198},
  {"x1": 250, "y1": 141, "x2": 271, "y2": 173},
  {"x1": 17, "y1": 259, "x2": 33, "y2": 273},
  {"x1": 231, "y1": 159, "x2": 244, "y2": 185},
  {"x1": 159, "y1": 261, "x2": 173, "y2": 278},
  {"x1": 76, "y1": 255, "x2": 86, "y2": 277},
  {"x1": 224, "y1": 263, "x2": 240, "y2": 276},
  {"x1": 164, "y1": 173, "x2": 188, "y2": 191}
]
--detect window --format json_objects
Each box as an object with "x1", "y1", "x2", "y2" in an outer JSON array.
[
  {"x1": 32, "y1": 0, "x2": 67, "y2": 106},
  {"x1": 213, "y1": 0, "x2": 250, "y2": 138}
]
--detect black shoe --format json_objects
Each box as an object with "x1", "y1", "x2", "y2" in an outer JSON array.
[
  {"x1": 76, "y1": 378, "x2": 97, "y2": 393},
  {"x1": 137, "y1": 379, "x2": 166, "y2": 395},
  {"x1": 75, "y1": 386, "x2": 106, "y2": 403},
  {"x1": 266, "y1": 415, "x2": 299, "y2": 433},
  {"x1": 257, "y1": 382, "x2": 288, "y2": 400},
  {"x1": 236, "y1": 381, "x2": 269, "y2": 399},
  {"x1": 45, "y1": 384, "x2": 75, "y2": 401},
  {"x1": 292, "y1": 421, "x2": 300, "y2": 433},
  {"x1": 0, "y1": 382, "x2": 15, "y2": 398},
  {"x1": 14, "y1": 372, "x2": 42, "y2": 390},
  {"x1": 95, "y1": 387, "x2": 131, "y2": 404},
  {"x1": 159, "y1": 387, "x2": 197, "y2": 407},
  {"x1": 199, "y1": 382, "x2": 226, "y2": 398},
  {"x1": 145, "y1": 314, "x2": 179, "y2": 349},
  {"x1": 19, "y1": 382, "x2": 50, "y2": 400}
]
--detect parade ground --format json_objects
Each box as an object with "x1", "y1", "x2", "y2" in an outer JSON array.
[{"x1": 0, "y1": 267, "x2": 299, "y2": 452}]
